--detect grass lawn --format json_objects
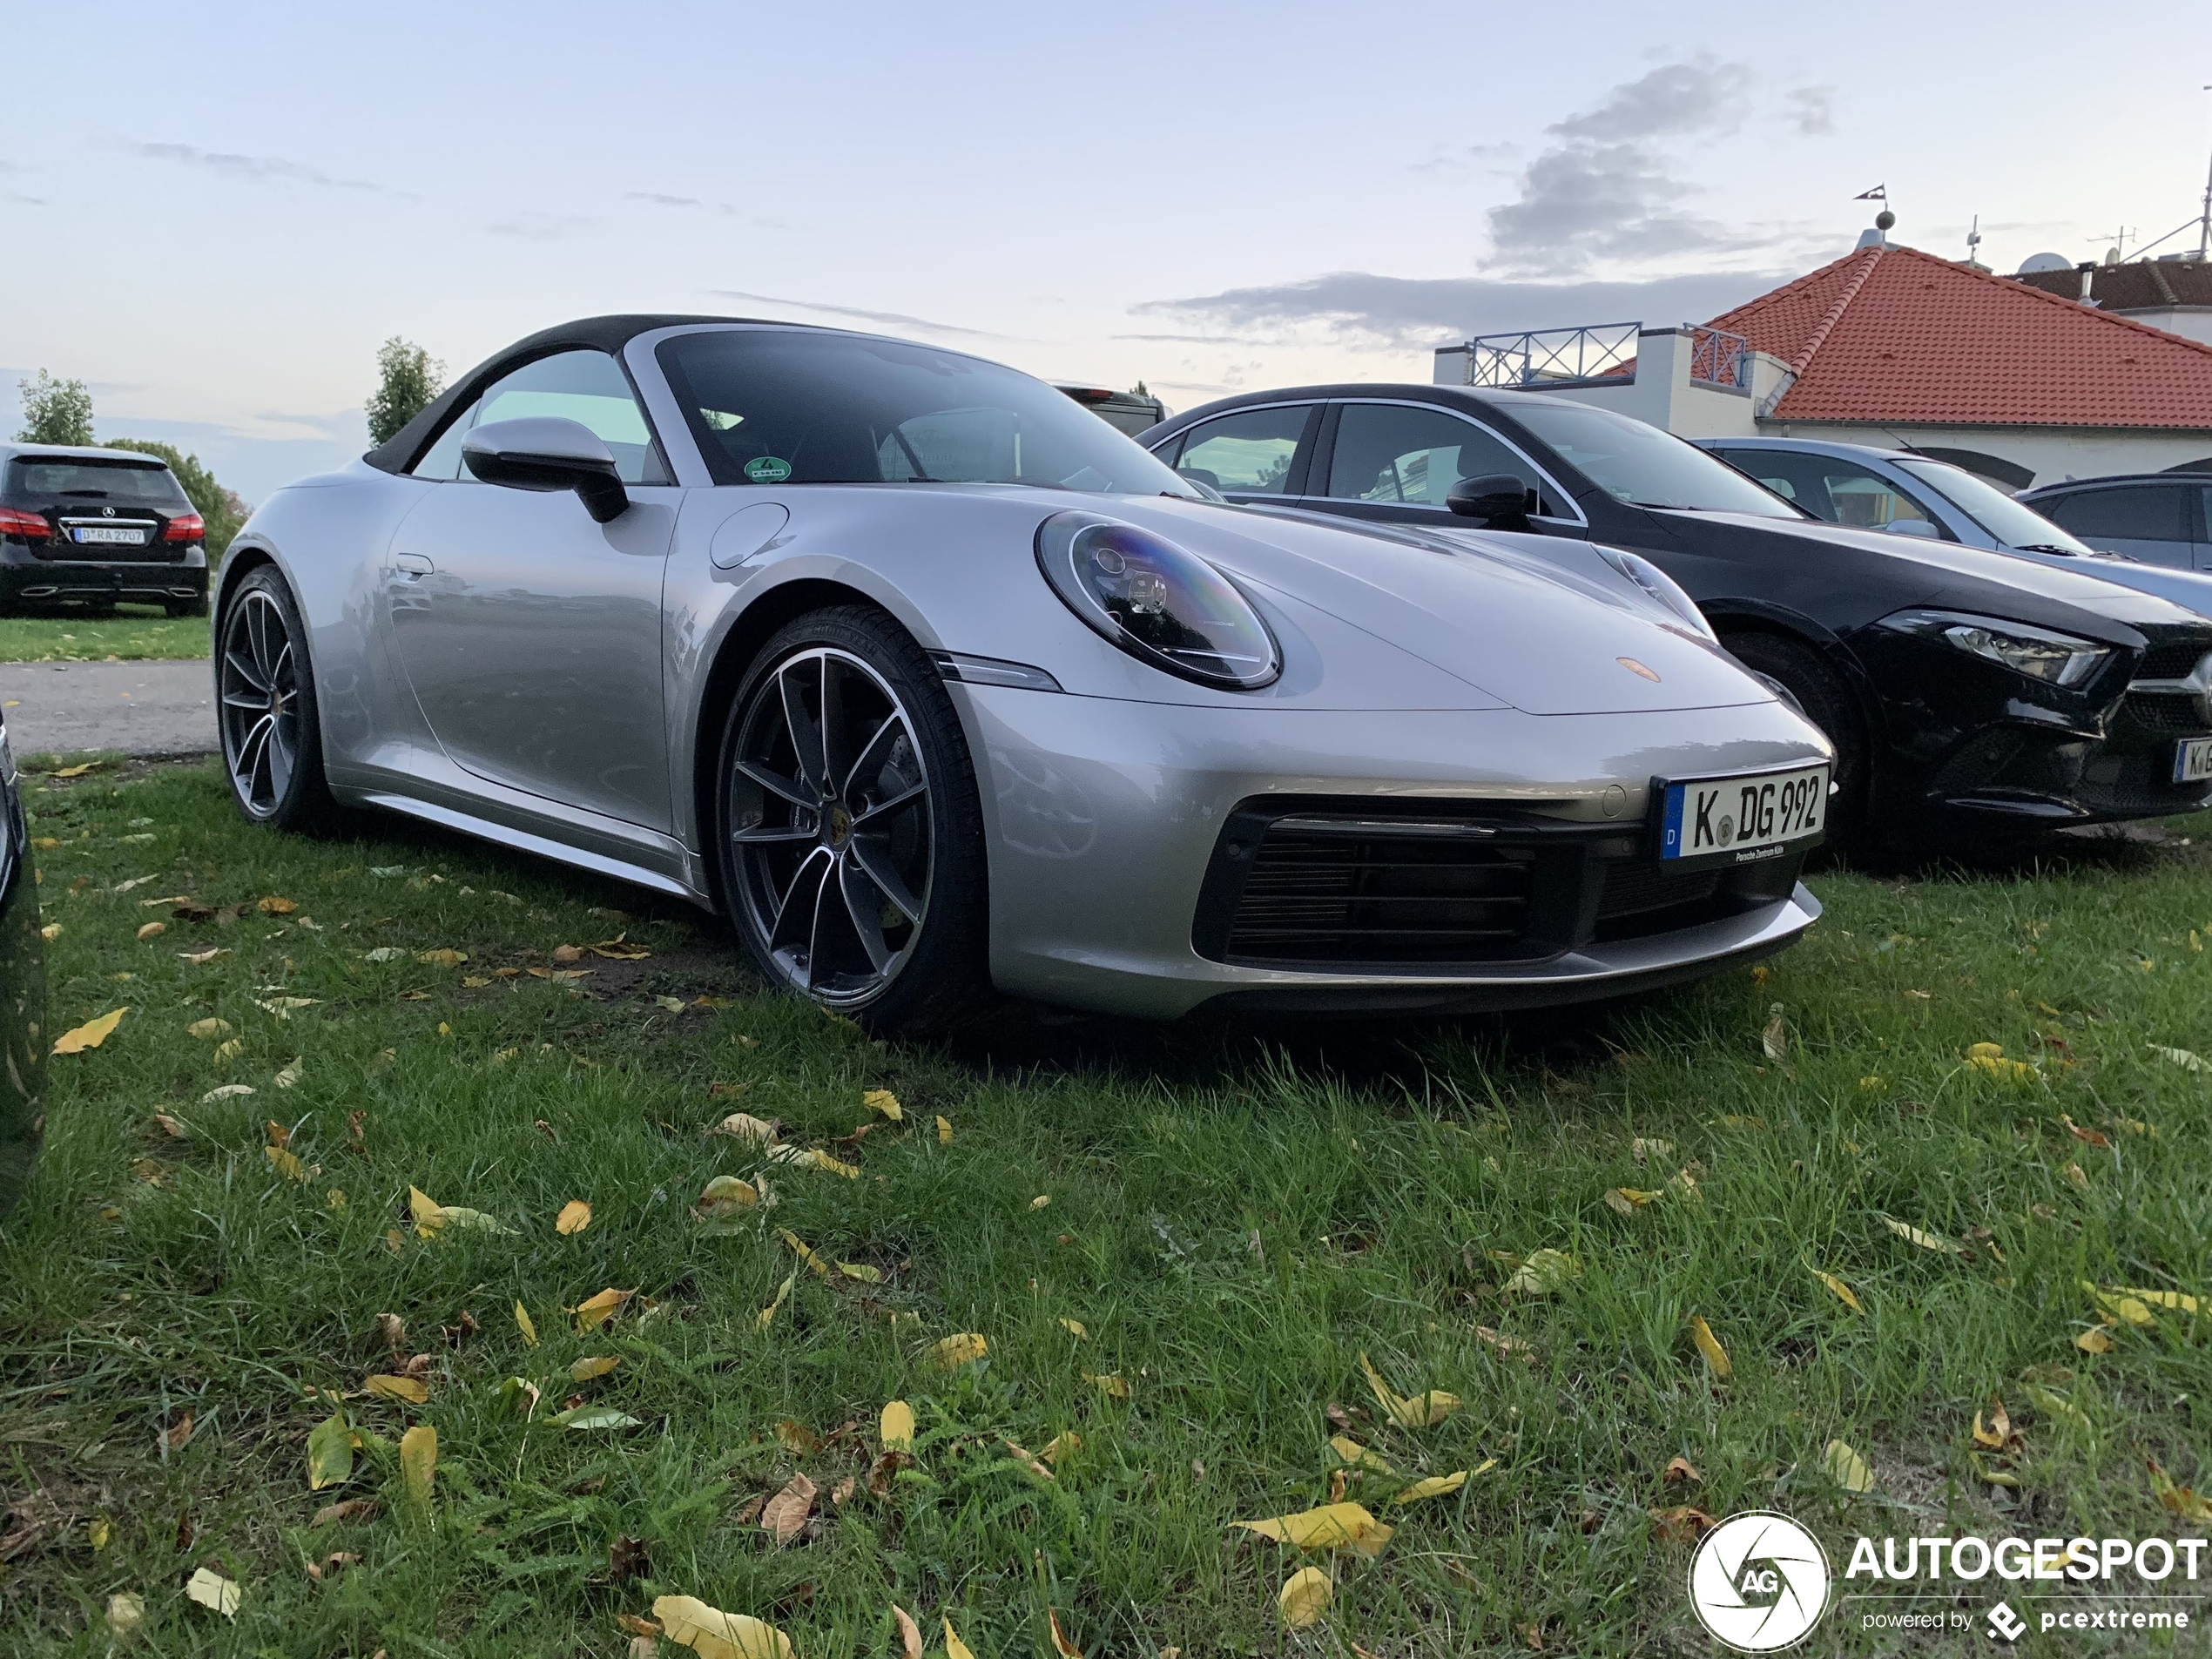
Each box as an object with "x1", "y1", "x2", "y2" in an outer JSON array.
[
  {"x1": 6, "y1": 759, "x2": 2212, "y2": 1655},
  {"x1": 0, "y1": 606, "x2": 209, "y2": 664}
]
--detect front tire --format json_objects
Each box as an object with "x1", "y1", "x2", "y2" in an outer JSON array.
[
  {"x1": 714, "y1": 605, "x2": 990, "y2": 1033},
  {"x1": 1724, "y1": 630, "x2": 1869, "y2": 852},
  {"x1": 217, "y1": 566, "x2": 341, "y2": 831}
]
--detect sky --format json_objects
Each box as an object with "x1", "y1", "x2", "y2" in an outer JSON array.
[{"x1": 4, "y1": 1, "x2": 2210, "y2": 503}]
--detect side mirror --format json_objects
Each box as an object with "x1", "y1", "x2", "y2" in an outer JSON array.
[
  {"x1": 1884, "y1": 518, "x2": 1940, "y2": 539},
  {"x1": 462, "y1": 417, "x2": 629, "y2": 523},
  {"x1": 1446, "y1": 473, "x2": 1537, "y2": 529}
]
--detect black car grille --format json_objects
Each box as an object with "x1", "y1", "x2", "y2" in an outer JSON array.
[
  {"x1": 1223, "y1": 821, "x2": 1538, "y2": 964},
  {"x1": 1194, "y1": 800, "x2": 1808, "y2": 971},
  {"x1": 2139, "y1": 641, "x2": 2212, "y2": 680},
  {"x1": 2123, "y1": 691, "x2": 2211, "y2": 737}
]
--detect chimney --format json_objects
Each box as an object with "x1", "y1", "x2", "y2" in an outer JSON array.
[{"x1": 2077, "y1": 262, "x2": 2096, "y2": 303}]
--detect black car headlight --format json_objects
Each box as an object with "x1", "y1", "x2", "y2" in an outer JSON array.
[
  {"x1": 1595, "y1": 545, "x2": 1716, "y2": 644},
  {"x1": 1878, "y1": 608, "x2": 2112, "y2": 689},
  {"x1": 1035, "y1": 512, "x2": 1281, "y2": 689}
]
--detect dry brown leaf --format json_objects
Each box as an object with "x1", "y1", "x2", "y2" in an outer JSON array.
[
  {"x1": 760, "y1": 1473, "x2": 816, "y2": 1545},
  {"x1": 310, "y1": 1497, "x2": 381, "y2": 1527},
  {"x1": 152, "y1": 1111, "x2": 189, "y2": 1139},
  {"x1": 366, "y1": 1373, "x2": 428, "y2": 1404},
  {"x1": 653, "y1": 1594, "x2": 794, "y2": 1659},
  {"x1": 1233, "y1": 1501, "x2": 1393, "y2": 1557},
  {"x1": 556, "y1": 1200, "x2": 592, "y2": 1236},
  {"x1": 571, "y1": 1356, "x2": 621, "y2": 1383},
  {"x1": 891, "y1": 1604, "x2": 924, "y2": 1659},
  {"x1": 161, "y1": 1410, "x2": 194, "y2": 1454},
  {"x1": 1049, "y1": 1607, "x2": 1084, "y2": 1656},
  {"x1": 1648, "y1": 1504, "x2": 1715, "y2": 1542},
  {"x1": 257, "y1": 895, "x2": 297, "y2": 914},
  {"x1": 572, "y1": 1287, "x2": 633, "y2": 1332},
  {"x1": 1761, "y1": 1003, "x2": 1787, "y2": 1061},
  {"x1": 930, "y1": 1332, "x2": 988, "y2": 1369},
  {"x1": 1663, "y1": 1455, "x2": 1702, "y2": 1485},
  {"x1": 706, "y1": 1111, "x2": 779, "y2": 1144}
]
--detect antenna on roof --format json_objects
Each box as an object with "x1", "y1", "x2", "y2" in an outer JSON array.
[
  {"x1": 1965, "y1": 214, "x2": 1985, "y2": 269},
  {"x1": 1853, "y1": 187, "x2": 1895, "y2": 249}
]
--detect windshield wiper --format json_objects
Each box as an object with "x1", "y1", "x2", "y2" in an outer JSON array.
[{"x1": 2013, "y1": 543, "x2": 2081, "y2": 556}]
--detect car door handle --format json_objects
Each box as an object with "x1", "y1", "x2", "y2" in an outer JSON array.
[{"x1": 395, "y1": 553, "x2": 435, "y2": 577}]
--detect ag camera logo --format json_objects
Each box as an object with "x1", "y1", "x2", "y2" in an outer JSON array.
[{"x1": 1689, "y1": 1512, "x2": 1832, "y2": 1651}]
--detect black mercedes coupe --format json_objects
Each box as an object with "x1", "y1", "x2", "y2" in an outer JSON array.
[{"x1": 1143, "y1": 387, "x2": 2212, "y2": 850}]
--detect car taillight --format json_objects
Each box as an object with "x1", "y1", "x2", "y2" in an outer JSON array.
[
  {"x1": 0, "y1": 507, "x2": 49, "y2": 538},
  {"x1": 162, "y1": 513, "x2": 205, "y2": 543}
]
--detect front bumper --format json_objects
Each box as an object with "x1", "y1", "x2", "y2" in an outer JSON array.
[
  {"x1": 0, "y1": 543, "x2": 208, "y2": 606},
  {"x1": 1858, "y1": 632, "x2": 2212, "y2": 832},
  {"x1": 952, "y1": 685, "x2": 1831, "y2": 1018}
]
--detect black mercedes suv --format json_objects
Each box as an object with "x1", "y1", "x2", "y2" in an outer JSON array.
[{"x1": 0, "y1": 443, "x2": 212, "y2": 616}]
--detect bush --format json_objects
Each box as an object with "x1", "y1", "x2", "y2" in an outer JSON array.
[{"x1": 105, "y1": 440, "x2": 248, "y2": 558}]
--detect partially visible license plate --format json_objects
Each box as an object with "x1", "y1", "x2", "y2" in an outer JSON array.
[
  {"x1": 2175, "y1": 737, "x2": 2212, "y2": 784},
  {"x1": 71, "y1": 525, "x2": 146, "y2": 546},
  {"x1": 1659, "y1": 763, "x2": 1831, "y2": 865}
]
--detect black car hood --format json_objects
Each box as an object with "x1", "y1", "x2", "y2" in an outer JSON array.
[{"x1": 1644, "y1": 509, "x2": 2202, "y2": 648}]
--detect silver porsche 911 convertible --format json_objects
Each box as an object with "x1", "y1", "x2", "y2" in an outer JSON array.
[{"x1": 216, "y1": 314, "x2": 1833, "y2": 1028}]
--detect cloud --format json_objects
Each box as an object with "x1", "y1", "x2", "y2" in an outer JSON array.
[
  {"x1": 705, "y1": 288, "x2": 1004, "y2": 340},
  {"x1": 1785, "y1": 86, "x2": 1836, "y2": 137},
  {"x1": 7, "y1": 194, "x2": 44, "y2": 207},
  {"x1": 134, "y1": 141, "x2": 380, "y2": 192},
  {"x1": 627, "y1": 191, "x2": 705, "y2": 208},
  {"x1": 1135, "y1": 269, "x2": 1789, "y2": 352},
  {"x1": 1483, "y1": 56, "x2": 1769, "y2": 276}
]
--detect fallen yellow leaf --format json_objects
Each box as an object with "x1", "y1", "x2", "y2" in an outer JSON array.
[
  {"x1": 2076, "y1": 1325, "x2": 2114, "y2": 1353},
  {"x1": 2119, "y1": 1286, "x2": 2202, "y2": 1315},
  {"x1": 1688, "y1": 1315, "x2": 1732, "y2": 1379},
  {"x1": 184, "y1": 1565, "x2": 241, "y2": 1618},
  {"x1": 1030, "y1": 1194, "x2": 1051, "y2": 1210},
  {"x1": 137, "y1": 921, "x2": 165, "y2": 941},
  {"x1": 1972, "y1": 1397, "x2": 2012, "y2": 1448},
  {"x1": 306, "y1": 1409, "x2": 354, "y2": 1491},
  {"x1": 890, "y1": 1605, "x2": 923, "y2": 1659},
  {"x1": 935, "y1": 1115, "x2": 953, "y2": 1144},
  {"x1": 258, "y1": 895, "x2": 297, "y2": 914},
  {"x1": 696, "y1": 1175, "x2": 759, "y2": 1217},
  {"x1": 706, "y1": 1111, "x2": 779, "y2": 1143},
  {"x1": 1083, "y1": 1371, "x2": 1130, "y2": 1399},
  {"x1": 2148, "y1": 1458, "x2": 2212, "y2": 1523},
  {"x1": 515, "y1": 1301, "x2": 538, "y2": 1347},
  {"x1": 573, "y1": 1287, "x2": 633, "y2": 1332},
  {"x1": 52, "y1": 1006, "x2": 127, "y2": 1055},
  {"x1": 862, "y1": 1088, "x2": 902, "y2": 1121},
  {"x1": 836, "y1": 1260, "x2": 882, "y2": 1283},
  {"x1": 400, "y1": 1423, "x2": 436, "y2": 1506},
  {"x1": 756, "y1": 1272, "x2": 795, "y2": 1333},
  {"x1": 1359, "y1": 1351, "x2": 1460, "y2": 1428},
  {"x1": 931, "y1": 1332, "x2": 988, "y2": 1369},
  {"x1": 1813, "y1": 1269, "x2": 1864, "y2": 1314},
  {"x1": 1390, "y1": 1470, "x2": 1470, "y2": 1505},
  {"x1": 1330, "y1": 1434, "x2": 1400, "y2": 1476},
  {"x1": 1504, "y1": 1248, "x2": 1580, "y2": 1293},
  {"x1": 555, "y1": 1200, "x2": 592, "y2": 1236},
  {"x1": 653, "y1": 1594, "x2": 795, "y2": 1659},
  {"x1": 1048, "y1": 1607, "x2": 1083, "y2": 1656},
  {"x1": 944, "y1": 1617, "x2": 977, "y2": 1659},
  {"x1": 880, "y1": 1399, "x2": 915, "y2": 1451},
  {"x1": 1882, "y1": 1217, "x2": 1959, "y2": 1254},
  {"x1": 1234, "y1": 1501, "x2": 1394, "y2": 1557},
  {"x1": 571, "y1": 1355, "x2": 620, "y2": 1382},
  {"x1": 1604, "y1": 1186, "x2": 1660, "y2": 1215},
  {"x1": 1278, "y1": 1563, "x2": 1332, "y2": 1628},
  {"x1": 1824, "y1": 1439, "x2": 1873, "y2": 1494},
  {"x1": 1059, "y1": 1317, "x2": 1089, "y2": 1340},
  {"x1": 365, "y1": 1374, "x2": 428, "y2": 1404}
]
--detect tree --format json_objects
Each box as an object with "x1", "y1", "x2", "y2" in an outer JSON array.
[
  {"x1": 365, "y1": 337, "x2": 445, "y2": 446},
  {"x1": 1130, "y1": 381, "x2": 1150, "y2": 398},
  {"x1": 16, "y1": 370, "x2": 94, "y2": 446},
  {"x1": 106, "y1": 440, "x2": 249, "y2": 558}
]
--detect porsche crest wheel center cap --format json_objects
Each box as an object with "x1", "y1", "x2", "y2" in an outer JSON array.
[{"x1": 824, "y1": 804, "x2": 853, "y2": 847}]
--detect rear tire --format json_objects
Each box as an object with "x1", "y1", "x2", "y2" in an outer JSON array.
[
  {"x1": 713, "y1": 604, "x2": 991, "y2": 1034},
  {"x1": 1723, "y1": 631, "x2": 1871, "y2": 853},
  {"x1": 216, "y1": 566, "x2": 343, "y2": 833},
  {"x1": 165, "y1": 598, "x2": 209, "y2": 619}
]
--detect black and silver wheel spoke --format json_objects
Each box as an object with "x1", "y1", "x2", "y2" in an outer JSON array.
[
  {"x1": 219, "y1": 588, "x2": 301, "y2": 819},
  {"x1": 729, "y1": 645, "x2": 934, "y2": 1008}
]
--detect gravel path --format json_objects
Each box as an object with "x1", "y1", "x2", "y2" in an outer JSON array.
[{"x1": 0, "y1": 659, "x2": 215, "y2": 758}]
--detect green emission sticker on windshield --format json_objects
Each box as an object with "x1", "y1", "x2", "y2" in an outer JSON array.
[{"x1": 744, "y1": 456, "x2": 792, "y2": 483}]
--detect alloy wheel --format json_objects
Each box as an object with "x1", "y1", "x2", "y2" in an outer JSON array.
[
  {"x1": 219, "y1": 588, "x2": 300, "y2": 819},
  {"x1": 728, "y1": 647, "x2": 934, "y2": 1005}
]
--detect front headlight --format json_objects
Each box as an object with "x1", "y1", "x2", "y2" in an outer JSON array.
[
  {"x1": 1595, "y1": 545, "x2": 1716, "y2": 643},
  {"x1": 1035, "y1": 512, "x2": 1281, "y2": 689},
  {"x1": 1878, "y1": 608, "x2": 2112, "y2": 688}
]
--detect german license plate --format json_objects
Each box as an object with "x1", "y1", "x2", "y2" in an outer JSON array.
[
  {"x1": 2175, "y1": 737, "x2": 2212, "y2": 784},
  {"x1": 1659, "y1": 763, "x2": 1830, "y2": 866},
  {"x1": 71, "y1": 525, "x2": 146, "y2": 546}
]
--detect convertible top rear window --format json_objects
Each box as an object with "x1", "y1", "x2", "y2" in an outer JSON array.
[{"x1": 657, "y1": 329, "x2": 1188, "y2": 496}]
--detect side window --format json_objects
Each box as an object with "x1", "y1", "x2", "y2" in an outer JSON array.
[
  {"x1": 471, "y1": 349, "x2": 669, "y2": 485},
  {"x1": 1172, "y1": 405, "x2": 1313, "y2": 495},
  {"x1": 1325, "y1": 403, "x2": 1555, "y2": 513},
  {"x1": 1716, "y1": 452, "x2": 1937, "y2": 532},
  {"x1": 407, "y1": 400, "x2": 479, "y2": 480},
  {"x1": 2042, "y1": 486, "x2": 2189, "y2": 543}
]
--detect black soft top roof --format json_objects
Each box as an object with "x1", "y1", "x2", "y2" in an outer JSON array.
[{"x1": 362, "y1": 314, "x2": 784, "y2": 475}]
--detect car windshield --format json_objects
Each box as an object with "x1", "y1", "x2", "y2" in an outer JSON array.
[
  {"x1": 1507, "y1": 401, "x2": 1803, "y2": 517},
  {"x1": 658, "y1": 330, "x2": 1191, "y2": 496},
  {"x1": 5, "y1": 458, "x2": 185, "y2": 505},
  {"x1": 1895, "y1": 458, "x2": 2094, "y2": 554}
]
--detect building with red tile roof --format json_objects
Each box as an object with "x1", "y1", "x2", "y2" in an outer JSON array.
[{"x1": 1437, "y1": 239, "x2": 2212, "y2": 488}]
